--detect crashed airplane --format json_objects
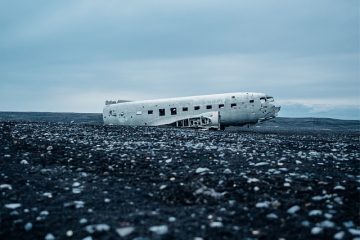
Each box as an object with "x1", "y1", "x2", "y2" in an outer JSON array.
[{"x1": 103, "y1": 92, "x2": 280, "y2": 130}]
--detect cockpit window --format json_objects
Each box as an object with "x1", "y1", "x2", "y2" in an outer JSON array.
[{"x1": 267, "y1": 97, "x2": 274, "y2": 102}]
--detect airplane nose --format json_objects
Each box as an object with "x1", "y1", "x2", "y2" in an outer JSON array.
[{"x1": 275, "y1": 106, "x2": 281, "y2": 114}]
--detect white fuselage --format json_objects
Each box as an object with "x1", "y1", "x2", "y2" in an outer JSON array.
[{"x1": 103, "y1": 92, "x2": 280, "y2": 129}]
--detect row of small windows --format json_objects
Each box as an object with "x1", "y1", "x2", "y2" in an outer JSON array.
[
  {"x1": 114, "y1": 99, "x2": 256, "y2": 117},
  {"x1": 146, "y1": 102, "x2": 249, "y2": 116}
]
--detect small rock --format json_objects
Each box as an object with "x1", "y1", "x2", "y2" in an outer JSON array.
[
  {"x1": 149, "y1": 225, "x2": 168, "y2": 235},
  {"x1": 256, "y1": 201, "x2": 270, "y2": 208},
  {"x1": 0, "y1": 184, "x2": 12, "y2": 190},
  {"x1": 40, "y1": 210, "x2": 49, "y2": 216},
  {"x1": 349, "y1": 229, "x2": 360, "y2": 236},
  {"x1": 210, "y1": 222, "x2": 223, "y2": 228},
  {"x1": 43, "y1": 192, "x2": 53, "y2": 198},
  {"x1": 223, "y1": 169, "x2": 232, "y2": 174},
  {"x1": 287, "y1": 205, "x2": 300, "y2": 214},
  {"x1": 46, "y1": 146, "x2": 53, "y2": 151},
  {"x1": 72, "y1": 188, "x2": 82, "y2": 194},
  {"x1": 266, "y1": 213, "x2": 278, "y2": 220},
  {"x1": 308, "y1": 210, "x2": 322, "y2": 216},
  {"x1": 334, "y1": 185, "x2": 346, "y2": 190},
  {"x1": 311, "y1": 227, "x2": 323, "y2": 235},
  {"x1": 5, "y1": 203, "x2": 21, "y2": 209},
  {"x1": 116, "y1": 227, "x2": 135, "y2": 237},
  {"x1": 319, "y1": 220, "x2": 335, "y2": 228},
  {"x1": 283, "y1": 182, "x2": 291, "y2": 187},
  {"x1": 334, "y1": 231, "x2": 345, "y2": 240},
  {"x1": 168, "y1": 217, "x2": 176, "y2": 222},
  {"x1": 45, "y1": 233, "x2": 55, "y2": 240},
  {"x1": 247, "y1": 178, "x2": 259, "y2": 183},
  {"x1": 20, "y1": 160, "x2": 29, "y2": 165},
  {"x1": 66, "y1": 230, "x2": 73, "y2": 237},
  {"x1": 195, "y1": 168, "x2": 210, "y2": 174},
  {"x1": 24, "y1": 222, "x2": 33, "y2": 231},
  {"x1": 79, "y1": 218, "x2": 88, "y2": 224},
  {"x1": 254, "y1": 162, "x2": 269, "y2": 167},
  {"x1": 85, "y1": 224, "x2": 110, "y2": 234}
]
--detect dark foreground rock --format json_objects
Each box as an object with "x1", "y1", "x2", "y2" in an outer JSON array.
[{"x1": 0, "y1": 121, "x2": 359, "y2": 240}]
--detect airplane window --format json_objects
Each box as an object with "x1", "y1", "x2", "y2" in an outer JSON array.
[
  {"x1": 267, "y1": 97, "x2": 274, "y2": 102},
  {"x1": 231, "y1": 103, "x2": 237, "y2": 108},
  {"x1": 250, "y1": 100, "x2": 254, "y2": 103},
  {"x1": 219, "y1": 104, "x2": 225, "y2": 109},
  {"x1": 206, "y1": 105, "x2": 212, "y2": 109},
  {"x1": 194, "y1": 106, "x2": 200, "y2": 110},
  {"x1": 159, "y1": 109, "x2": 165, "y2": 116},
  {"x1": 170, "y1": 108, "x2": 177, "y2": 115},
  {"x1": 231, "y1": 96, "x2": 235, "y2": 99},
  {"x1": 182, "y1": 107, "x2": 188, "y2": 112},
  {"x1": 148, "y1": 110, "x2": 153, "y2": 114}
]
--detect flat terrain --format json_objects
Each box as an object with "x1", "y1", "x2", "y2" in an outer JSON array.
[{"x1": 0, "y1": 113, "x2": 359, "y2": 239}]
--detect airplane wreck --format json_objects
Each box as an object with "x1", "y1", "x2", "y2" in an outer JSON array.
[{"x1": 103, "y1": 92, "x2": 280, "y2": 130}]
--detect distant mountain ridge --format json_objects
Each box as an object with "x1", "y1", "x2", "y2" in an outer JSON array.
[{"x1": 0, "y1": 112, "x2": 359, "y2": 132}]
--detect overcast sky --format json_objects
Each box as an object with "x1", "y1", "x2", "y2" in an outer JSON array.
[{"x1": 1, "y1": 0, "x2": 359, "y2": 119}]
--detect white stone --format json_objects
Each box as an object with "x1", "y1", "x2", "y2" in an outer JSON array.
[
  {"x1": 308, "y1": 210, "x2": 322, "y2": 216},
  {"x1": 79, "y1": 218, "x2": 88, "y2": 224},
  {"x1": 45, "y1": 233, "x2": 55, "y2": 240},
  {"x1": 311, "y1": 227, "x2": 323, "y2": 235},
  {"x1": 320, "y1": 220, "x2": 335, "y2": 228},
  {"x1": 334, "y1": 185, "x2": 346, "y2": 190},
  {"x1": 254, "y1": 162, "x2": 269, "y2": 167},
  {"x1": 223, "y1": 169, "x2": 232, "y2": 174},
  {"x1": 66, "y1": 230, "x2": 73, "y2": 237},
  {"x1": 247, "y1": 178, "x2": 259, "y2": 183},
  {"x1": 72, "y1": 182, "x2": 81, "y2": 187},
  {"x1": 85, "y1": 224, "x2": 110, "y2": 234},
  {"x1": 210, "y1": 222, "x2": 223, "y2": 228},
  {"x1": 168, "y1": 217, "x2": 176, "y2": 222},
  {"x1": 40, "y1": 210, "x2": 49, "y2": 216},
  {"x1": 116, "y1": 227, "x2": 135, "y2": 237},
  {"x1": 20, "y1": 160, "x2": 29, "y2": 165},
  {"x1": 195, "y1": 168, "x2": 210, "y2": 174},
  {"x1": 334, "y1": 231, "x2": 345, "y2": 240},
  {"x1": 256, "y1": 201, "x2": 270, "y2": 208},
  {"x1": 287, "y1": 205, "x2": 300, "y2": 214},
  {"x1": 43, "y1": 192, "x2": 53, "y2": 198},
  {"x1": 5, "y1": 203, "x2": 21, "y2": 209},
  {"x1": 266, "y1": 213, "x2": 278, "y2": 219},
  {"x1": 349, "y1": 229, "x2": 360, "y2": 236},
  {"x1": 82, "y1": 237, "x2": 93, "y2": 240},
  {"x1": 72, "y1": 188, "x2": 82, "y2": 194},
  {"x1": 46, "y1": 146, "x2": 53, "y2": 151},
  {"x1": 149, "y1": 225, "x2": 168, "y2": 235},
  {"x1": 24, "y1": 222, "x2": 33, "y2": 231},
  {"x1": 0, "y1": 184, "x2": 12, "y2": 190}
]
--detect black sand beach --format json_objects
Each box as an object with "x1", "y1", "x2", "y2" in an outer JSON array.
[{"x1": 0, "y1": 113, "x2": 359, "y2": 240}]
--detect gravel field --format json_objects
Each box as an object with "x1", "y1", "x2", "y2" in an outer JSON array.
[{"x1": 0, "y1": 120, "x2": 359, "y2": 240}]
